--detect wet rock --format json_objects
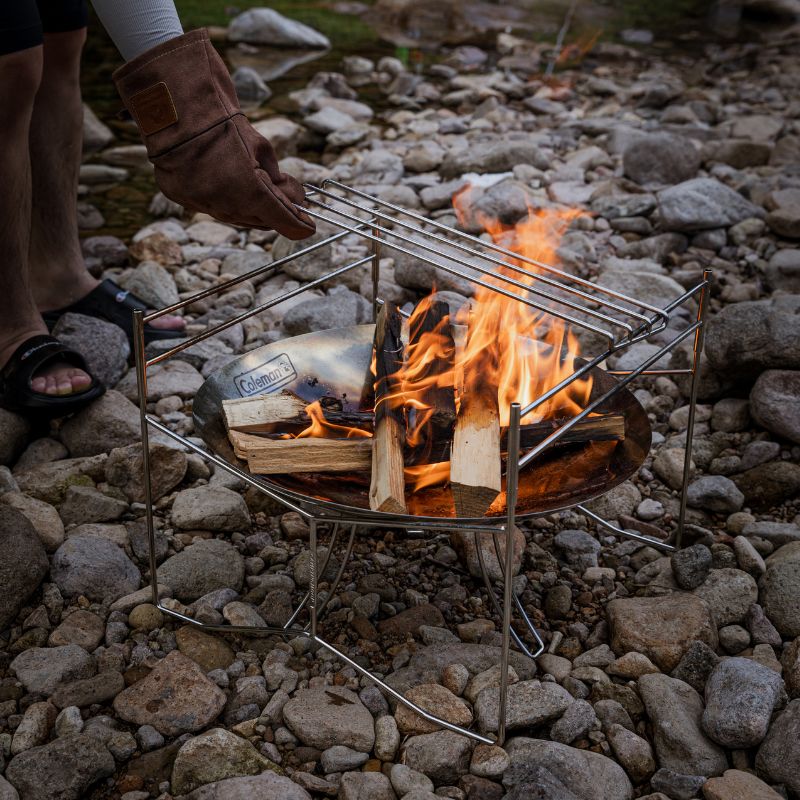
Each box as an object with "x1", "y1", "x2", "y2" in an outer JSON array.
[
  {"x1": 657, "y1": 178, "x2": 762, "y2": 232},
  {"x1": 184, "y1": 772, "x2": 311, "y2": 800},
  {"x1": 113, "y1": 651, "x2": 226, "y2": 736},
  {"x1": 0, "y1": 507, "x2": 49, "y2": 630},
  {"x1": 670, "y1": 544, "x2": 712, "y2": 589},
  {"x1": 51, "y1": 535, "x2": 140, "y2": 603},
  {"x1": 11, "y1": 645, "x2": 94, "y2": 696},
  {"x1": 623, "y1": 133, "x2": 700, "y2": 185},
  {"x1": 5, "y1": 734, "x2": 115, "y2": 800},
  {"x1": 607, "y1": 594, "x2": 717, "y2": 671},
  {"x1": 686, "y1": 476, "x2": 744, "y2": 514},
  {"x1": 60, "y1": 390, "x2": 142, "y2": 457},
  {"x1": 172, "y1": 486, "x2": 250, "y2": 532},
  {"x1": 396, "y1": 683, "x2": 473, "y2": 735},
  {"x1": 504, "y1": 738, "x2": 633, "y2": 800},
  {"x1": 750, "y1": 369, "x2": 800, "y2": 444},
  {"x1": 474, "y1": 680, "x2": 572, "y2": 733},
  {"x1": 756, "y1": 699, "x2": 800, "y2": 796},
  {"x1": 158, "y1": 538, "x2": 245, "y2": 602},
  {"x1": 283, "y1": 686, "x2": 374, "y2": 751},
  {"x1": 171, "y1": 727, "x2": 280, "y2": 795},
  {"x1": 638, "y1": 673, "x2": 727, "y2": 778},
  {"x1": 702, "y1": 657, "x2": 783, "y2": 748},
  {"x1": 693, "y1": 568, "x2": 758, "y2": 626},
  {"x1": 51, "y1": 313, "x2": 129, "y2": 388},
  {"x1": 401, "y1": 730, "x2": 473, "y2": 786}
]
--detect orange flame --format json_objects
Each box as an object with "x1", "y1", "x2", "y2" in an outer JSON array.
[
  {"x1": 555, "y1": 29, "x2": 601, "y2": 67},
  {"x1": 295, "y1": 400, "x2": 372, "y2": 440}
]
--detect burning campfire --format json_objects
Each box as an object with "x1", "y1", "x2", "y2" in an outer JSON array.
[{"x1": 222, "y1": 198, "x2": 625, "y2": 518}]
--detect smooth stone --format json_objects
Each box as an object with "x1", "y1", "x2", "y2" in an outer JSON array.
[
  {"x1": 395, "y1": 683, "x2": 473, "y2": 735},
  {"x1": 282, "y1": 686, "x2": 375, "y2": 751},
  {"x1": 607, "y1": 723, "x2": 656, "y2": 784},
  {"x1": 549, "y1": 699, "x2": 597, "y2": 744},
  {"x1": 171, "y1": 727, "x2": 280, "y2": 795},
  {"x1": 171, "y1": 486, "x2": 250, "y2": 532},
  {"x1": 338, "y1": 772, "x2": 395, "y2": 800},
  {"x1": 623, "y1": 133, "x2": 700, "y2": 185},
  {"x1": 175, "y1": 626, "x2": 235, "y2": 672},
  {"x1": 48, "y1": 609, "x2": 105, "y2": 651},
  {"x1": 687, "y1": 476, "x2": 744, "y2": 514},
  {"x1": 4, "y1": 734, "x2": 115, "y2": 800},
  {"x1": 702, "y1": 769, "x2": 783, "y2": 800},
  {"x1": 105, "y1": 442, "x2": 187, "y2": 503},
  {"x1": 59, "y1": 390, "x2": 143, "y2": 457},
  {"x1": 638, "y1": 674, "x2": 727, "y2": 778},
  {"x1": 474, "y1": 680, "x2": 572, "y2": 733},
  {"x1": 113, "y1": 651, "x2": 226, "y2": 736},
  {"x1": 750, "y1": 369, "x2": 800, "y2": 444},
  {"x1": 51, "y1": 535, "x2": 140, "y2": 603},
  {"x1": 658, "y1": 178, "x2": 762, "y2": 232},
  {"x1": 702, "y1": 657, "x2": 783, "y2": 748},
  {"x1": 50, "y1": 671, "x2": 125, "y2": 709},
  {"x1": 401, "y1": 730, "x2": 473, "y2": 786},
  {"x1": 184, "y1": 772, "x2": 311, "y2": 800},
  {"x1": 228, "y1": 7, "x2": 330, "y2": 47},
  {"x1": 10, "y1": 645, "x2": 94, "y2": 695},
  {"x1": 760, "y1": 559, "x2": 800, "y2": 637},
  {"x1": 755, "y1": 699, "x2": 800, "y2": 796},
  {"x1": 607, "y1": 594, "x2": 718, "y2": 671},
  {"x1": 157, "y1": 538, "x2": 245, "y2": 602},
  {"x1": 692, "y1": 568, "x2": 758, "y2": 626},
  {"x1": 0, "y1": 492, "x2": 64, "y2": 552},
  {"x1": 504, "y1": 738, "x2": 633, "y2": 800}
]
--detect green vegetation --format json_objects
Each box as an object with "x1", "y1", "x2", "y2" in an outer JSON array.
[{"x1": 175, "y1": 0, "x2": 375, "y2": 48}]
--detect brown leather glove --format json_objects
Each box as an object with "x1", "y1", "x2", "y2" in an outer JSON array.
[{"x1": 113, "y1": 29, "x2": 315, "y2": 240}]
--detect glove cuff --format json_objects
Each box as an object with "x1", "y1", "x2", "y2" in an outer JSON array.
[{"x1": 113, "y1": 28, "x2": 240, "y2": 158}]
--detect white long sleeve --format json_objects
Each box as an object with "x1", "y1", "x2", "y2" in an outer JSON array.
[{"x1": 91, "y1": 0, "x2": 183, "y2": 61}]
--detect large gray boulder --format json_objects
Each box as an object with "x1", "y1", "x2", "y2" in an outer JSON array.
[
  {"x1": 756, "y1": 699, "x2": 800, "y2": 796},
  {"x1": 657, "y1": 178, "x2": 762, "y2": 231},
  {"x1": 750, "y1": 369, "x2": 800, "y2": 444},
  {"x1": 227, "y1": 8, "x2": 330, "y2": 48}
]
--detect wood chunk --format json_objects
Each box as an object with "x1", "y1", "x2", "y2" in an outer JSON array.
[
  {"x1": 370, "y1": 303, "x2": 407, "y2": 514},
  {"x1": 244, "y1": 437, "x2": 372, "y2": 475},
  {"x1": 451, "y1": 390, "x2": 502, "y2": 517},
  {"x1": 222, "y1": 394, "x2": 371, "y2": 434}
]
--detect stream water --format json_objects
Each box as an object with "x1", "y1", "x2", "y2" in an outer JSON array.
[{"x1": 78, "y1": 0, "x2": 786, "y2": 239}]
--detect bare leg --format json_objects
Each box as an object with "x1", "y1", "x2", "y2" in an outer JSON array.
[
  {"x1": 28, "y1": 29, "x2": 183, "y2": 330},
  {"x1": 0, "y1": 45, "x2": 89, "y2": 396}
]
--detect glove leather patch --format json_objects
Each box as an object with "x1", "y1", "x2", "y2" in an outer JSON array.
[{"x1": 129, "y1": 82, "x2": 178, "y2": 136}]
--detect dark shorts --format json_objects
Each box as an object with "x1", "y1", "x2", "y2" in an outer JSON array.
[{"x1": 0, "y1": 1, "x2": 88, "y2": 55}]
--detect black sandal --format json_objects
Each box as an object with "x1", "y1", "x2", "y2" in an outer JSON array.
[
  {"x1": 42, "y1": 279, "x2": 186, "y2": 349},
  {"x1": 0, "y1": 335, "x2": 105, "y2": 418}
]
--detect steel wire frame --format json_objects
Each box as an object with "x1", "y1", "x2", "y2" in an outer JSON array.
[{"x1": 134, "y1": 183, "x2": 712, "y2": 745}]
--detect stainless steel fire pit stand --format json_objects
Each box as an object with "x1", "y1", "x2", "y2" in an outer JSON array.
[{"x1": 134, "y1": 180, "x2": 712, "y2": 746}]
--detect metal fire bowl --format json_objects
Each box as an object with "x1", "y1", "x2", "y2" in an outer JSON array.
[{"x1": 193, "y1": 325, "x2": 651, "y2": 525}]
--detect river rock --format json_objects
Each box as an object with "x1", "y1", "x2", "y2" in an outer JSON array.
[
  {"x1": 228, "y1": 8, "x2": 330, "y2": 48},
  {"x1": 282, "y1": 287, "x2": 372, "y2": 335},
  {"x1": 760, "y1": 559, "x2": 800, "y2": 637},
  {"x1": 703, "y1": 769, "x2": 783, "y2": 800},
  {"x1": 549, "y1": 699, "x2": 597, "y2": 744},
  {"x1": 504, "y1": 738, "x2": 633, "y2": 800},
  {"x1": 702, "y1": 657, "x2": 783, "y2": 748},
  {"x1": 171, "y1": 727, "x2": 280, "y2": 795},
  {"x1": 171, "y1": 486, "x2": 250, "y2": 532},
  {"x1": 670, "y1": 544, "x2": 712, "y2": 589},
  {"x1": 734, "y1": 461, "x2": 800, "y2": 508},
  {"x1": 158, "y1": 538, "x2": 245, "y2": 602},
  {"x1": 231, "y1": 66, "x2": 271, "y2": 104},
  {"x1": 623, "y1": 133, "x2": 700, "y2": 185},
  {"x1": 0, "y1": 492, "x2": 64, "y2": 552},
  {"x1": 705, "y1": 296, "x2": 800, "y2": 378},
  {"x1": 607, "y1": 724, "x2": 656, "y2": 784},
  {"x1": 750, "y1": 369, "x2": 800, "y2": 444},
  {"x1": 450, "y1": 525, "x2": 524, "y2": 581},
  {"x1": 10, "y1": 645, "x2": 94, "y2": 696},
  {"x1": 401, "y1": 730, "x2": 473, "y2": 785},
  {"x1": 765, "y1": 248, "x2": 800, "y2": 293},
  {"x1": 474, "y1": 680, "x2": 572, "y2": 733},
  {"x1": 0, "y1": 507, "x2": 49, "y2": 630},
  {"x1": 440, "y1": 137, "x2": 549, "y2": 178},
  {"x1": 185, "y1": 772, "x2": 311, "y2": 800},
  {"x1": 51, "y1": 534, "x2": 140, "y2": 603},
  {"x1": 5, "y1": 734, "x2": 115, "y2": 800},
  {"x1": 113, "y1": 651, "x2": 226, "y2": 736},
  {"x1": 756, "y1": 699, "x2": 800, "y2": 796},
  {"x1": 657, "y1": 178, "x2": 762, "y2": 231},
  {"x1": 395, "y1": 683, "x2": 473, "y2": 735},
  {"x1": 48, "y1": 609, "x2": 105, "y2": 651},
  {"x1": 105, "y1": 442, "x2": 187, "y2": 503},
  {"x1": 606, "y1": 594, "x2": 717, "y2": 671},
  {"x1": 59, "y1": 390, "x2": 142, "y2": 456},
  {"x1": 339, "y1": 772, "x2": 395, "y2": 800},
  {"x1": 283, "y1": 686, "x2": 375, "y2": 751},
  {"x1": 692, "y1": 568, "x2": 758, "y2": 626},
  {"x1": 687, "y1": 476, "x2": 744, "y2": 514},
  {"x1": 638, "y1": 673, "x2": 727, "y2": 778}
]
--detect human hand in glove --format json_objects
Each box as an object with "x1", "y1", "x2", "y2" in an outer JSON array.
[{"x1": 113, "y1": 29, "x2": 315, "y2": 240}]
